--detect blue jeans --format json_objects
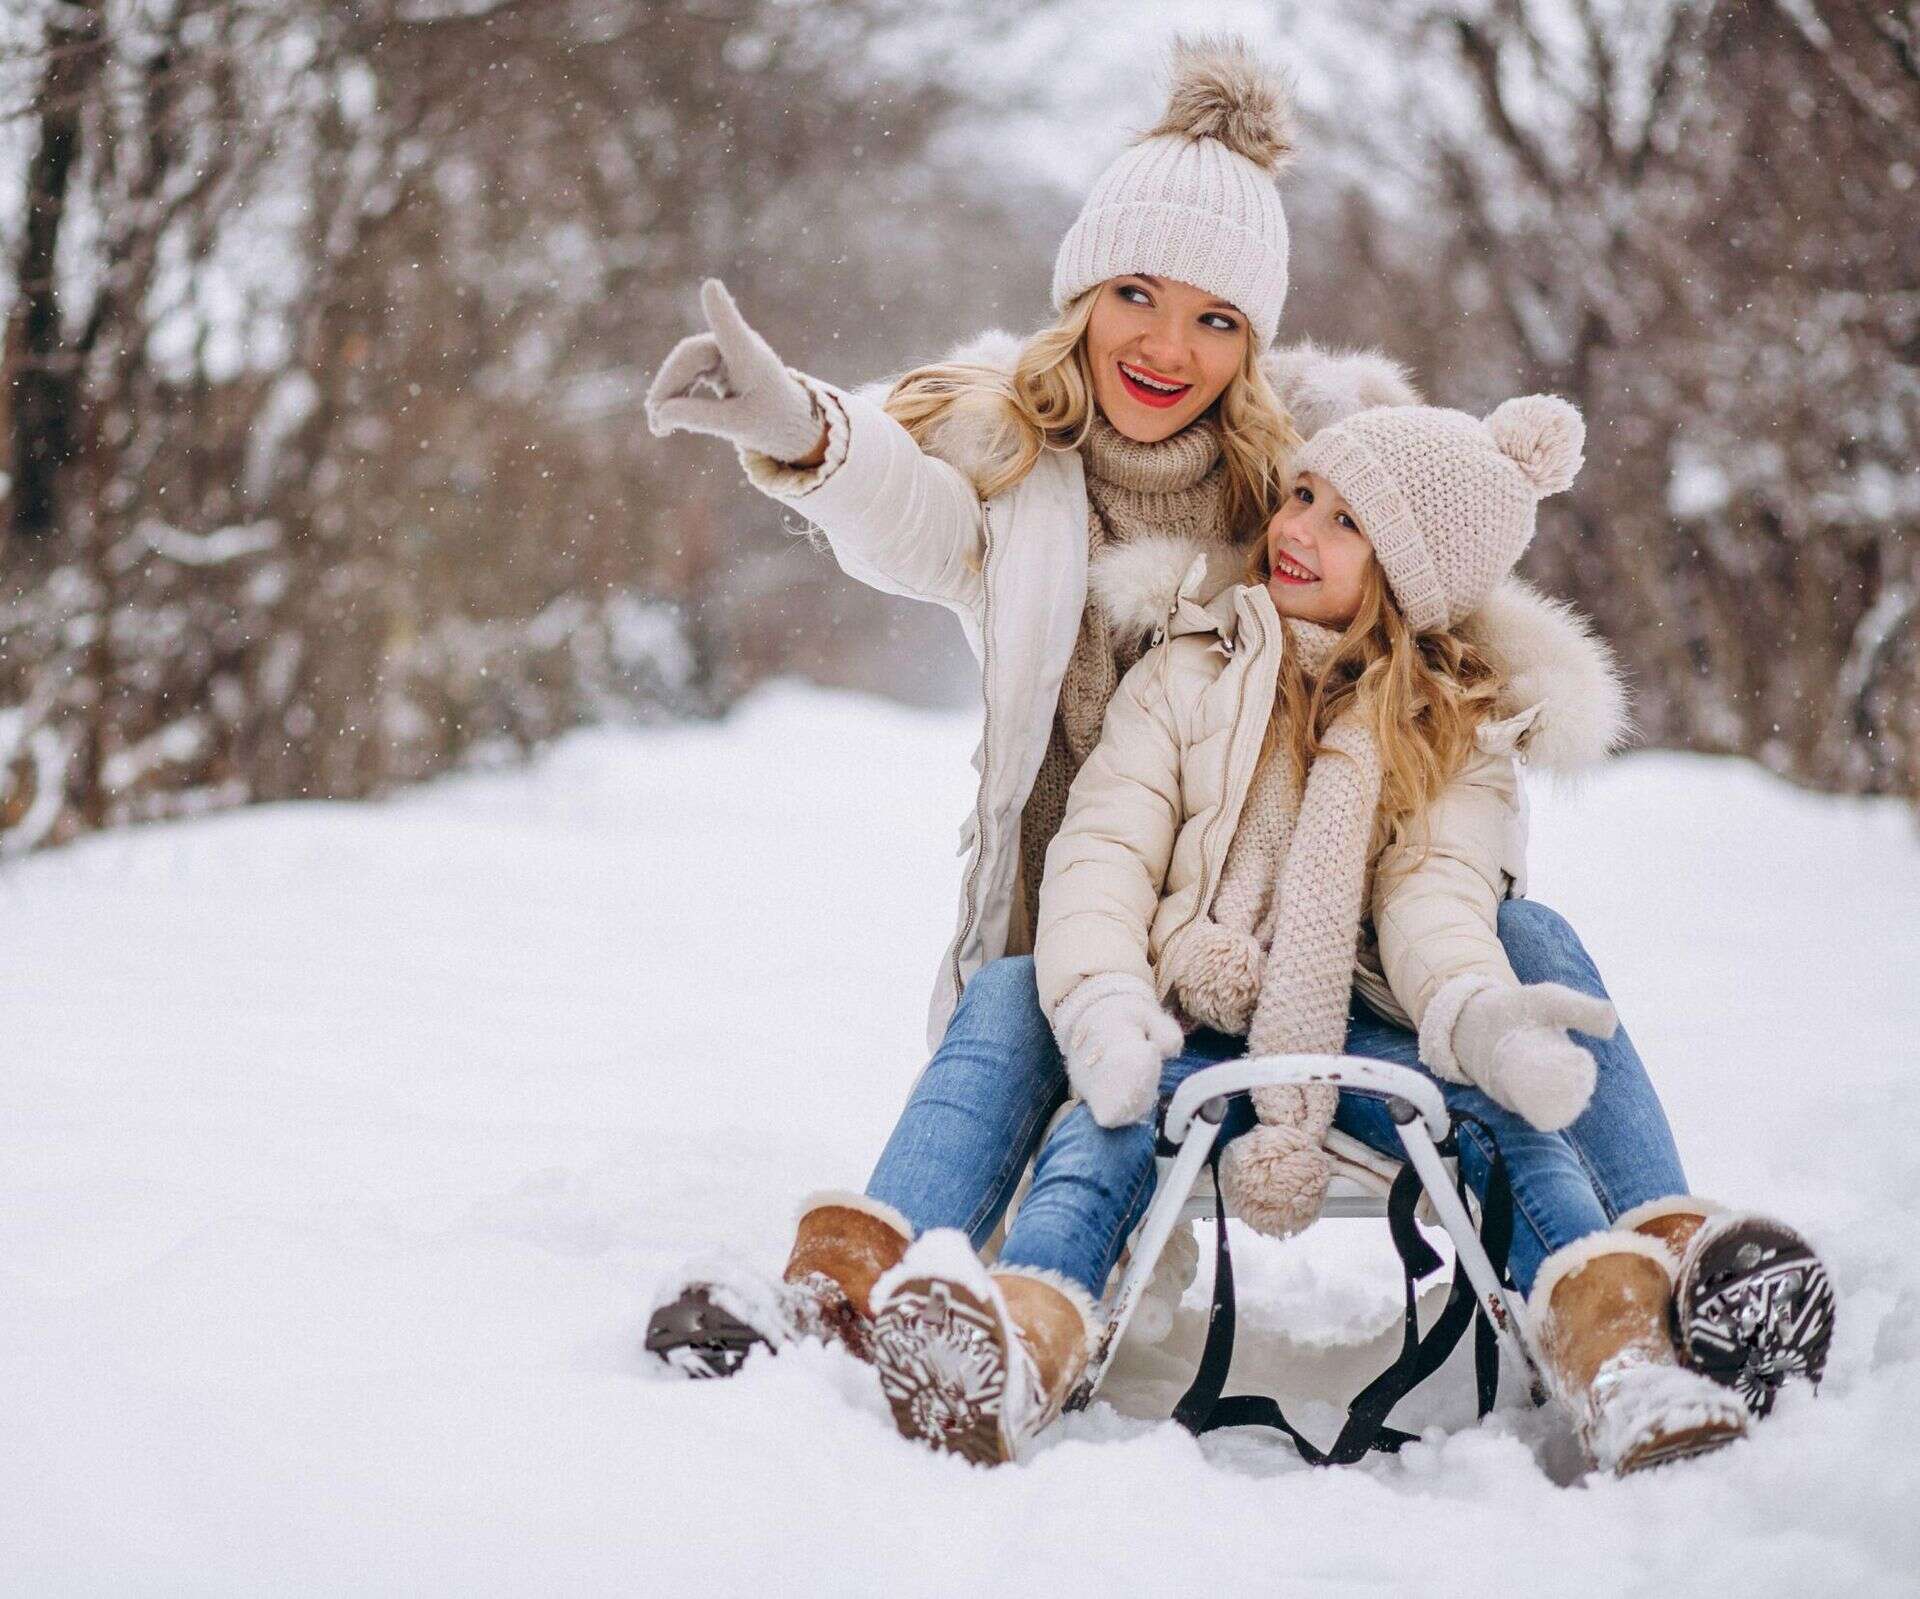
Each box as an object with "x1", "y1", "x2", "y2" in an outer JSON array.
[{"x1": 866, "y1": 901, "x2": 1687, "y2": 1299}]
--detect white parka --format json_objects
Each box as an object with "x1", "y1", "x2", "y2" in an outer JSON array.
[
  {"x1": 1031, "y1": 539, "x2": 1629, "y2": 1064},
  {"x1": 741, "y1": 332, "x2": 1422, "y2": 1051}
]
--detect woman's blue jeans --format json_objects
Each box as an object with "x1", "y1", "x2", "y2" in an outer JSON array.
[{"x1": 865, "y1": 900, "x2": 1687, "y2": 1301}]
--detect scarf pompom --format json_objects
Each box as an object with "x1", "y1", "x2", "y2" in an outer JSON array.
[
  {"x1": 1173, "y1": 919, "x2": 1264, "y2": 1034},
  {"x1": 1220, "y1": 1124, "x2": 1332, "y2": 1239}
]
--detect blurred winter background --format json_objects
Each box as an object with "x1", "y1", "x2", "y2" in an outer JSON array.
[
  {"x1": 0, "y1": 0, "x2": 1914, "y2": 851},
  {"x1": 6, "y1": 7, "x2": 1920, "y2": 1589}
]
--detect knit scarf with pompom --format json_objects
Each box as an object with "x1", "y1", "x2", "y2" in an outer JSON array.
[{"x1": 1170, "y1": 619, "x2": 1385, "y2": 1240}]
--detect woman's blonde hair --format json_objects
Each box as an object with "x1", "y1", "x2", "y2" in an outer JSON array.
[
  {"x1": 1245, "y1": 541, "x2": 1506, "y2": 846},
  {"x1": 882, "y1": 287, "x2": 1302, "y2": 538}
]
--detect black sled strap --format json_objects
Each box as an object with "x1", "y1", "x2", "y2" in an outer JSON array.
[{"x1": 1172, "y1": 1117, "x2": 1515, "y2": 1465}]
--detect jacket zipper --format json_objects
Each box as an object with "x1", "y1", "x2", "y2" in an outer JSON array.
[
  {"x1": 1155, "y1": 598, "x2": 1277, "y2": 1000},
  {"x1": 951, "y1": 502, "x2": 997, "y2": 997}
]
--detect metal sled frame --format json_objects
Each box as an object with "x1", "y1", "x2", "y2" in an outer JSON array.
[{"x1": 1066, "y1": 1053, "x2": 1544, "y2": 1412}]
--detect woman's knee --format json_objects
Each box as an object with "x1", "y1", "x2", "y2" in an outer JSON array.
[
  {"x1": 958, "y1": 955, "x2": 1044, "y2": 1021},
  {"x1": 1497, "y1": 898, "x2": 1606, "y2": 994},
  {"x1": 919, "y1": 957, "x2": 1062, "y2": 1116},
  {"x1": 948, "y1": 957, "x2": 1055, "y2": 1061}
]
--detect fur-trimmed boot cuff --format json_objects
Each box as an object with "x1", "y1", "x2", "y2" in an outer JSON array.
[
  {"x1": 1613, "y1": 1195, "x2": 1724, "y2": 1264},
  {"x1": 784, "y1": 1190, "x2": 913, "y2": 1326},
  {"x1": 992, "y1": 1263, "x2": 1099, "y2": 1407},
  {"x1": 1527, "y1": 1230, "x2": 1675, "y2": 1337}
]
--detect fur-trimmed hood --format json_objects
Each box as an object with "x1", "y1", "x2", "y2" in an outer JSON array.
[
  {"x1": 859, "y1": 328, "x2": 1421, "y2": 496},
  {"x1": 1088, "y1": 532, "x2": 1630, "y2": 771}
]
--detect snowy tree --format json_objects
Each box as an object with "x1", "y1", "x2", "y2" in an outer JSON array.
[{"x1": 0, "y1": 0, "x2": 1032, "y2": 848}]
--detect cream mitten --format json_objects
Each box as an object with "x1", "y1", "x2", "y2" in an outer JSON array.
[
  {"x1": 1052, "y1": 974, "x2": 1184, "y2": 1129},
  {"x1": 1446, "y1": 981, "x2": 1618, "y2": 1131},
  {"x1": 645, "y1": 278, "x2": 824, "y2": 462}
]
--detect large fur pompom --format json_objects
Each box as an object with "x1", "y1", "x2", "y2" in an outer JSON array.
[
  {"x1": 1142, "y1": 34, "x2": 1296, "y2": 174},
  {"x1": 1485, "y1": 394, "x2": 1585, "y2": 497}
]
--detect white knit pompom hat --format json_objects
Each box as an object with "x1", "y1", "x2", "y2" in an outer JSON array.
[
  {"x1": 1293, "y1": 395, "x2": 1587, "y2": 632},
  {"x1": 1052, "y1": 35, "x2": 1296, "y2": 348}
]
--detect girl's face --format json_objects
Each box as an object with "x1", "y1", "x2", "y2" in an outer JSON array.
[
  {"x1": 1085, "y1": 275, "x2": 1248, "y2": 443},
  {"x1": 1264, "y1": 471, "x2": 1375, "y2": 627}
]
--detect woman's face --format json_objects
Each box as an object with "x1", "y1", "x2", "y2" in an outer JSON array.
[
  {"x1": 1264, "y1": 471, "x2": 1375, "y2": 627},
  {"x1": 1085, "y1": 275, "x2": 1248, "y2": 443}
]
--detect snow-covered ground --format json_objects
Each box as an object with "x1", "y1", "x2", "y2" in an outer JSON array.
[{"x1": 6, "y1": 684, "x2": 1918, "y2": 1595}]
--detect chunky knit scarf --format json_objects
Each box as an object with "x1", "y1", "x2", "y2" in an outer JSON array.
[
  {"x1": 1172, "y1": 620, "x2": 1386, "y2": 1239},
  {"x1": 1017, "y1": 415, "x2": 1231, "y2": 934}
]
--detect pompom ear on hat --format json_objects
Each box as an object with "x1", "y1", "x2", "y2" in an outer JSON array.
[
  {"x1": 1485, "y1": 394, "x2": 1585, "y2": 497},
  {"x1": 1052, "y1": 34, "x2": 1296, "y2": 347}
]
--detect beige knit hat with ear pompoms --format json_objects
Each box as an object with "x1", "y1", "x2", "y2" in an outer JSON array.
[
  {"x1": 1052, "y1": 35, "x2": 1296, "y2": 347},
  {"x1": 1292, "y1": 395, "x2": 1587, "y2": 632}
]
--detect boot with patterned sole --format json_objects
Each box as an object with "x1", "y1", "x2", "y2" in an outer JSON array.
[
  {"x1": 868, "y1": 1231, "x2": 1092, "y2": 1466},
  {"x1": 1673, "y1": 1213, "x2": 1835, "y2": 1418}
]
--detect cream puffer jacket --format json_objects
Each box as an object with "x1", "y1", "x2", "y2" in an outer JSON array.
[
  {"x1": 1032, "y1": 538, "x2": 1628, "y2": 1065},
  {"x1": 740, "y1": 330, "x2": 1420, "y2": 1052}
]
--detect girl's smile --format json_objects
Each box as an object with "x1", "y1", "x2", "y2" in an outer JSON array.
[
  {"x1": 1268, "y1": 546, "x2": 1320, "y2": 584},
  {"x1": 1264, "y1": 471, "x2": 1372, "y2": 625}
]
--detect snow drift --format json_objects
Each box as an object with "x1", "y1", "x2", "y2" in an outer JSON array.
[{"x1": 4, "y1": 685, "x2": 1917, "y2": 1594}]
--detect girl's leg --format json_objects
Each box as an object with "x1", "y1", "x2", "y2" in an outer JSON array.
[
  {"x1": 1495, "y1": 899, "x2": 1688, "y2": 1217},
  {"x1": 995, "y1": 1029, "x2": 1245, "y2": 1299},
  {"x1": 864, "y1": 956, "x2": 1069, "y2": 1249},
  {"x1": 1335, "y1": 900, "x2": 1695, "y2": 1292},
  {"x1": 1331, "y1": 999, "x2": 1611, "y2": 1296}
]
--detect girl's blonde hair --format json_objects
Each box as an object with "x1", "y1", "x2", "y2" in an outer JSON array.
[
  {"x1": 1245, "y1": 540, "x2": 1506, "y2": 846},
  {"x1": 881, "y1": 287, "x2": 1302, "y2": 538}
]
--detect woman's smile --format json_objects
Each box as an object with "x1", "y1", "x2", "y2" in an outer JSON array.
[{"x1": 1115, "y1": 359, "x2": 1193, "y2": 409}]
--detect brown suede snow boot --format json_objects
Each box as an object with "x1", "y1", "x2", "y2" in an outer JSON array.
[
  {"x1": 780, "y1": 1194, "x2": 913, "y2": 1360},
  {"x1": 1530, "y1": 1235, "x2": 1749, "y2": 1475},
  {"x1": 997, "y1": 1271, "x2": 1093, "y2": 1417},
  {"x1": 868, "y1": 1231, "x2": 1094, "y2": 1466}
]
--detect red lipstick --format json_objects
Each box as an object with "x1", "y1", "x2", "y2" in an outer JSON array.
[{"x1": 1116, "y1": 361, "x2": 1192, "y2": 410}]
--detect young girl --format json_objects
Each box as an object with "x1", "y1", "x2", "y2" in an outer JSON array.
[{"x1": 861, "y1": 397, "x2": 1835, "y2": 1475}]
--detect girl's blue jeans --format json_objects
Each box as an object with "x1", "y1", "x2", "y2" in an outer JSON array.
[{"x1": 865, "y1": 900, "x2": 1687, "y2": 1301}]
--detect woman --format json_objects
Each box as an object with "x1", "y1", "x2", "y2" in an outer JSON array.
[
  {"x1": 640, "y1": 37, "x2": 1827, "y2": 1451},
  {"x1": 643, "y1": 38, "x2": 1400, "y2": 1074},
  {"x1": 863, "y1": 397, "x2": 1832, "y2": 1474}
]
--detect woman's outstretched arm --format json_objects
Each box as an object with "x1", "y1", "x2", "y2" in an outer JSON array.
[{"x1": 647, "y1": 279, "x2": 985, "y2": 614}]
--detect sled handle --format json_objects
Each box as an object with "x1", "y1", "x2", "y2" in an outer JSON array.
[{"x1": 1163, "y1": 1055, "x2": 1451, "y2": 1146}]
